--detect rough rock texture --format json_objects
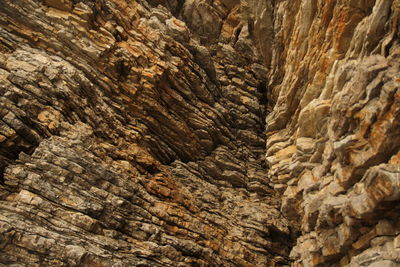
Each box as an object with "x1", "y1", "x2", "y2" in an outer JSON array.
[
  {"x1": 254, "y1": 0, "x2": 400, "y2": 266},
  {"x1": 0, "y1": 0, "x2": 290, "y2": 266},
  {"x1": 1, "y1": 0, "x2": 400, "y2": 266}
]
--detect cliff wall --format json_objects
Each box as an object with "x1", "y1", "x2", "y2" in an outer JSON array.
[
  {"x1": 0, "y1": 0, "x2": 399, "y2": 266},
  {"x1": 256, "y1": 0, "x2": 400, "y2": 265},
  {"x1": 0, "y1": 0, "x2": 289, "y2": 266}
]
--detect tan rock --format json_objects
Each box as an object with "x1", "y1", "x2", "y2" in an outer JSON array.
[{"x1": 1, "y1": 0, "x2": 399, "y2": 266}]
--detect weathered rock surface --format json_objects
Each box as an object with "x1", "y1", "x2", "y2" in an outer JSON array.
[
  {"x1": 254, "y1": 0, "x2": 400, "y2": 265},
  {"x1": 1, "y1": 0, "x2": 400, "y2": 266},
  {"x1": 0, "y1": 0, "x2": 290, "y2": 266}
]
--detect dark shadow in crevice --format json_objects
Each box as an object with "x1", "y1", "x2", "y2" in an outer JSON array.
[
  {"x1": 0, "y1": 136, "x2": 39, "y2": 186},
  {"x1": 256, "y1": 81, "x2": 268, "y2": 135}
]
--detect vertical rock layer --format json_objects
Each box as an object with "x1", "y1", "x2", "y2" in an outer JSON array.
[{"x1": 255, "y1": 0, "x2": 400, "y2": 265}]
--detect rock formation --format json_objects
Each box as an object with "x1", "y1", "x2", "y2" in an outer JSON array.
[
  {"x1": 0, "y1": 0, "x2": 399, "y2": 266},
  {"x1": 261, "y1": 0, "x2": 400, "y2": 265}
]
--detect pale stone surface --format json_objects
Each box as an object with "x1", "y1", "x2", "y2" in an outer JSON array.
[{"x1": 256, "y1": 0, "x2": 400, "y2": 265}]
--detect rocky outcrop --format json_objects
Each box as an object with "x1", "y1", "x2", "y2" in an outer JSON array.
[
  {"x1": 1, "y1": 0, "x2": 399, "y2": 266},
  {"x1": 256, "y1": 0, "x2": 400, "y2": 265},
  {"x1": 0, "y1": 0, "x2": 291, "y2": 266}
]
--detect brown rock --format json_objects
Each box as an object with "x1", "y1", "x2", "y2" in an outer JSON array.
[{"x1": 1, "y1": 0, "x2": 399, "y2": 266}]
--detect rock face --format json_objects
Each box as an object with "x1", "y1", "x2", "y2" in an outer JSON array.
[
  {"x1": 0, "y1": 0, "x2": 399, "y2": 266},
  {"x1": 256, "y1": 0, "x2": 400, "y2": 266},
  {"x1": 0, "y1": 0, "x2": 289, "y2": 266}
]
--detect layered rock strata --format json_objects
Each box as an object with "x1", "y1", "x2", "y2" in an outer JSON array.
[
  {"x1": 254, "y1": 0, "x2": 400, "y2": 266},
  {"x1": 0, "y1": 0, "x2": 291, "y2": 266},
  {"x1": 1, "y1": 0, "x2": 400, "y2": 266}
]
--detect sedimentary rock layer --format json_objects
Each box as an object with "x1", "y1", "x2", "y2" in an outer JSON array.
[
  {"x1": 1, "y1": 0, "x2": 400, "y2": 266},
  {"x1": 256, "y1": 0, "x2": 400, "y2": 265},
  {"x1": 0, "y1": 0, "x2": 291, "y2": 266}
]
